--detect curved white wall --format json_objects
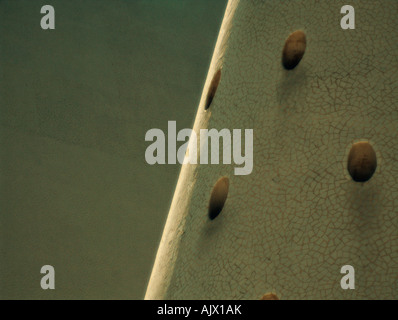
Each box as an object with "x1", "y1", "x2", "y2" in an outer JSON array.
[{"x1": 146, "y1": 0, "x2": 398, "y2": 300}]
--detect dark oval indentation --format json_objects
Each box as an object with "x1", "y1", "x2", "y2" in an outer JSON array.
[
  {"x1": 282, "y1": 30, "x2": 306, "y2": 70},
  {"x1": 204, "y1": 69, "x2": 222, "y2": 110},
  {"x1": 347, "y1": 141, "x2": 377, "y2": 182},
  {"x1": 208, "y1": 176, "x2": 229, "y2": 220}
]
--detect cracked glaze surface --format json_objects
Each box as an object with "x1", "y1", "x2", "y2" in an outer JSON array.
[{"x1": 146, "y1": 0, "x2": 398, "y2": 299}]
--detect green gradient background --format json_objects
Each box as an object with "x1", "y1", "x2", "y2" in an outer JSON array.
[{"x1": 0, "y1": 0, "x2": 227, "y2": 299}]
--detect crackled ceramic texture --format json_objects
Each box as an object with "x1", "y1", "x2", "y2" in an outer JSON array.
[{"x1": 146, "y1": 0, "x2": 398, "y2": 300}]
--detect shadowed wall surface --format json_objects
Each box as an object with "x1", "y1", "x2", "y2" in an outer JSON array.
[{"x1": 0, "y1": 0, "x2": 227, "y2": 299}]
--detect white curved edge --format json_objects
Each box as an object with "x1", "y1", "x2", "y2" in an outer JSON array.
[{"x1": 144, "y1": 0, "x2": 240, "y2": 300}]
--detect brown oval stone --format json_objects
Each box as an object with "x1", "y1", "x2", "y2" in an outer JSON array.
[
  {"x1": 260, "y1": 293, "x2": 280, "y2": 300},
  {"x1": 282, "y1": 30, "x2": 306, "y2": 70},
  {"x1": 208, "y1": 176, "x2": 229, "y2": 220},
  {"x1": 347, "y1": 142, "x2": 377, "y2": 182}
]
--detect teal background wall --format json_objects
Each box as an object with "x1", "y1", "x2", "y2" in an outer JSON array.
[{"x1": 0, "y1": 0, "x2": 227, "y2": 299}]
